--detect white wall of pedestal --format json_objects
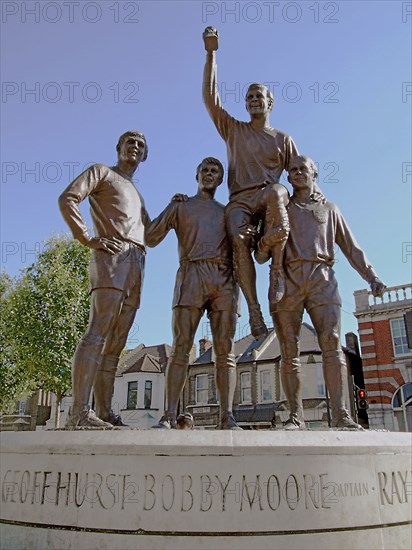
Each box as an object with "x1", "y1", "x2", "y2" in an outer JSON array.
[{"x1": 1, "y1": 431, "x2": 410, "y2": 549}]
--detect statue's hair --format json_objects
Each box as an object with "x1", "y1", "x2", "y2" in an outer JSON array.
[
  {"x1": 196, "y1": 157, "x2": 224, "y2": 185},
  {"x1": 289, "y1": 155, "x2": 318, "y2": 180},
  {"x1": 116, "y1": 131, "x2": 148, "y2": 162},
  {"x1": 246, "y1": 83, "x2": 274, "y2": 111}
]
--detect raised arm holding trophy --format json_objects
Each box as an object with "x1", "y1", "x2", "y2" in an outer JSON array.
[{"x1": 203, "y1": 26, "x2": 298, "y2": 341}]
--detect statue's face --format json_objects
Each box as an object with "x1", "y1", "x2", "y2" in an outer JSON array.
[
  {"x1": 288, "y1": 159, "x2": 316, "y2": 191},
  {"x1": 118, "y1": 135, "x2": 146, "y2": 164},
  {"x1": 246, "y1": 87, "x2": 271, "y2": 116},
  {"x1": 198, "y1": 162, "x2": 222, "y2": 191}
]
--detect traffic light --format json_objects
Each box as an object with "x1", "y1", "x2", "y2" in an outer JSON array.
[{"x1": 356, "y1": 388, "x2": 369, "y2": 410}]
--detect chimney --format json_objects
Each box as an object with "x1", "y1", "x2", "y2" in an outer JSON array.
[
  {"x1": 345, "y1": 332, "x2": 360, "y2": 356},
  {"x1": 189, "y1": 343, "x2": 197, "y2": 364},
  {"x1": 199, "y1": 338, "x2": 213, "y2": 356}
]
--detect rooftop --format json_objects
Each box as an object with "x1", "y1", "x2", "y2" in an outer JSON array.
[
  {"x1": 354, "y1": 283, "x2": 412, "y2": 315},
  {"x1": 117, "y1": 343, "x2": 172, "y2": 375},
  {"x1": 193, "y1": 323, "x2": 320, "y2": 365}
]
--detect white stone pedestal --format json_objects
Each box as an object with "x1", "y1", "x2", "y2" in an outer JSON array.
[{"x1": 1, "y1": 430, "x2": 411, "y2": 549}]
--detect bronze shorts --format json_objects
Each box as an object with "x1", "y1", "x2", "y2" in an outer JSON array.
[
  {"x1": 272, "y1": 262, "x2": 341, "y2": 314},
  {"x1": 89, "y1": 243, "x2": 145, "y2": 309},
  {"x1": 173, "y1": 261, "x2": 240, "y2": 316},
  {"x1": 225, "y1": 183, "x2": 289, "y2": 236}
]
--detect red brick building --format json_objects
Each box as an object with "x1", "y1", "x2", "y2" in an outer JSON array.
[{"x1": 354, "y1": 283, "x2": 412, "y2": 431}]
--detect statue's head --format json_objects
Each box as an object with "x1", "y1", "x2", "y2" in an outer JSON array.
[
  {"x1": 196, "y1": 157, "x2": 224, "y2": 186},
  {"x1": 116, "y1": 131, "x2": 148, "y2": 162},
  {"x1": 288, "y1": 155, "x2": 319, "y2": 190},
  {"x1": 245, "y1": 83, "x2": 274, "y2": 116}
]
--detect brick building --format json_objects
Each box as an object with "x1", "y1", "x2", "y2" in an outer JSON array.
[{"x1": 354, "y1": 283, "x2": 412, "y2": 431}]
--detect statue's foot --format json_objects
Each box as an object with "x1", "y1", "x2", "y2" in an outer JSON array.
[
  {"x1": 65, "y1": 408, "x2": 113, "y2": 429},
  {"x1": 284, "y1": 415, "x2": 306, "y2": 430},
  {"x1": 332, "y1": 412, "x2": 364, "y2": 430},
  {"x1": 102, "y1": 410, "x2": 128, "y2": 427},
  {"x1": 249, "y1": 305, "x2": 268, "y2": 340},
  {"x1": 219, "y1": 414, "x2": 242, "y2": 430},
  {"x1": 152, "y1": 415, "x2": 177, "y2": 429},
  {"x1": 269, "y1": 265, "x2": 285, "y2": 304}
]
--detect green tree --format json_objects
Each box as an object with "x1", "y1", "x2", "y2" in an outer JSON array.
[
  {"x1": 0, "y1": 235, "x2": 91, "y2": 427},
  {"x1": 0, "y1": 272, "x2": 32, "y2": 412}
]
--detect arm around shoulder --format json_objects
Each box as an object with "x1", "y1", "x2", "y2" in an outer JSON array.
[{"x1": 145, "y1": 201, "x2": 178, "y2": 248}]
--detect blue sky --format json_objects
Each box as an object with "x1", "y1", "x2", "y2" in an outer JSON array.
[{"x1": 1, "y1": 0, "x2": 411, "y2": 350}]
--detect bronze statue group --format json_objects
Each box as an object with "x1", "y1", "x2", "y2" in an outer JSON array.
[{"x1": 59, "y1": 28, "x2": 385, "y2": 431}]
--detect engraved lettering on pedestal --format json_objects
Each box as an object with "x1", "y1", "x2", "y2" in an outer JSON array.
[
  {"x1": 143, "y1": 474, "x2": 156, "y2": 511},
  {"x1": 181, "y1": 475, "x2": 194, "y2": 512},
  {"x1": 285, "y1": 474, "x2": 300, "y2": 510},
  {"x1": 303, "y1": 474, "x2": 320, "y2": 509},
  {"x1": 240, "y1": 475, "x2": 263, "y2": 511},
  {"x1": 332, "y1": 481, "x2": 369, "y2": 499},
  {"x1": 215, "y1": 475, "x2": 232, "y2": 511},
  {"x1": 12, "y1": 470, "x2": 21, "y2": 503},
  {"x1": 41, "y1": 472, "x2": 52, "y2": 505},
  {"x1": 398, "y1": 471, "x2": 410, "y2": 503},
  {"x1": 378, "y1": 471, "x2": 411, "y2": 505},
  {"x1": 120, "y1": 474, "x2": 132, "y2": 510},
  {"x1": 1, "y1": 470, "x2": 14, "y2": 503},
  {"x1": 90, "y1": 473, "x2": 110, "y2": 510},
  {"x1": 74, "y1": 472, "x2": 87, "y2": 507},
  {"x1": 266, "y1": 475, "x2": 281, "y2": 511},
  {"x1": 105, "y1": 473, "x2": 118, "y2": 509},
  {"x1": 161, "y1": 475, "x2": 175, "y2": 511},
  {"x1": 55, "y1": 471, "x2": 71, "y2": 506},
  {"x1": 200, "y1": 474, "x2": 214, "y2": 512},
  {"x1": 29, "y1": 471, "x2": 42, "y2": 505},
  {"x1": 319, "y1": 473, "x2": 331, "y2": 509},
  {"x1": 2, "y1": 467, "x2": 388, "y2": 517},
  {"x1": 19, "y1": 470, "x2": 30, "y2": 504}
]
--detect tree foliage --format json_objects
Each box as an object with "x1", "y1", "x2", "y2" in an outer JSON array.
[
  {"x1": 0, "y1": 272, "x2": 29, "y2": 412},
  {"x1": 0, "y1": 235, "x2": 91, "y2": 414}
]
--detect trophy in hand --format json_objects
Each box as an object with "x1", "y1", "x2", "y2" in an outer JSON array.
[{"x1": 203, "y1": 26, "x2": 219, "y2": 51}]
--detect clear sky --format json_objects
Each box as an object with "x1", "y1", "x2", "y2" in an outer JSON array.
[{"x1": 1, "y1": 0, "x2": 411, "y2": 351}]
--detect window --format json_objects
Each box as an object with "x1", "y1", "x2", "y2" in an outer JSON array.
[
  {"x1": 392, "y1": 383, "x2": 412, "y2": 432},
  {"x1": 240, "y1": 372, "x2": 252, "y2": 403},
  {"x1": 127, "y1": 381, "x2": 138, "y2": 409},
  {"x1": 390, "y1": 319, "x2": 411, "y2": 355},
  {"x1": 316, "y1": 363, "x2": 325, "y2": 397},
  {"x1": 260, "y1": 370, "x2": 272, "y2": 402},
  {"x1": 195, "y1": 374, "x2": 208, "y2": 404},
  {"x1": 144, "y1": 381, "x2": 152, "y2": 409}
]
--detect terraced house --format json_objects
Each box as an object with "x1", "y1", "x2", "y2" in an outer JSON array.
[{"x1": 182, "y1": 324, "x2": 362, "y2": 430}]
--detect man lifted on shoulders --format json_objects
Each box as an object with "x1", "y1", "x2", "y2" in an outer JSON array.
[{"x1": 202, "y1": 27, "x2": 298, "y2": 340}]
